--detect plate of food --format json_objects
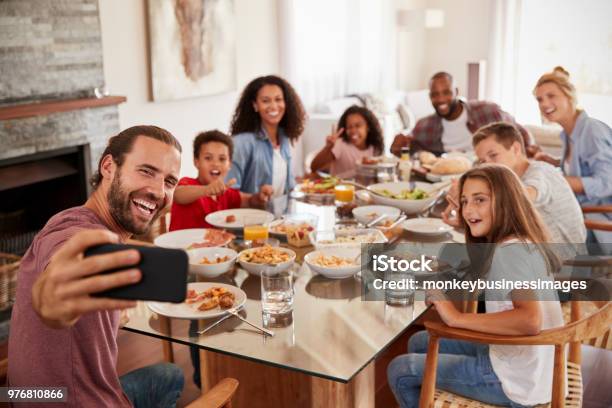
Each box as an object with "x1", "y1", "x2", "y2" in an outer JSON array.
[
  {"x1": 423, "y1": 155, "x2": 473, "y2": 182},
  {"x1": 367, "y1": 181, "x2": 440, "y2": 214},
  {"x1": 402, "y1": 217, "x2": 453, "y2": 236},
  {"x1": 310, "y1": 228, "x2": 387, "y2": 249},
  {"x1": 295, "y1": 176, "x2": 340, "y2": 204},
  {"x1": 351, "y1": 205, "x2": 401, "y2": 226},
  {"x1": 187, "y1": 247, "x2": 238, "y2": 278},
  {"x1": 154, "y1": 228, "x2": 235, "y2": 249},
  {"x1": 147, "y1": 282, "x2": 246, "y2": 320},
  {"x1": 205, "y1": 209, "x2": 275, "y2": 230},
  {"x1": 237, "y1": 245, "x2": 296, "y2": 276},
  {"x1": 269, "y1": 214, "x2": 317, "y2": 237},
  {"x1": 304, "y1": 248, "x2": 361, "y2": 279},
  {"x1": 356, "y1": 155, "x2": 399, "y2": 169}
]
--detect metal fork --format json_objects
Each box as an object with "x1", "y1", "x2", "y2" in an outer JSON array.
[
  {"x1": 227, "y1": 308, "x2": 274, "y2": 336},
  {"x1": 198, "y1": 307, "x2": 239, "y2": 335}
]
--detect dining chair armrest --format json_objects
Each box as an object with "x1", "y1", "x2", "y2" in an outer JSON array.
[
  {"x1": 563, "y1": 255, "x2": 612, "y2": 268},
  {"x1": 424, "y1": 321, "x2": 566, "y2": 346},
  {"x1": 425, "y1": 301, "x2": 612, "y2": 346},
  {"x1": 584, "y1": 219, "x2": 612, "y2": 232},
  {"x1": 185, "y1": 378, "x2": 239, "y2": 408},
  {"x1": 581, "y1": 205, "x2": 612, "y2": 214}
]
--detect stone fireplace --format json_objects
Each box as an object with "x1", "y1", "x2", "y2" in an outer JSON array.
[{"x1": 0, "y1": 0, "x2": 124, "y2": 255}]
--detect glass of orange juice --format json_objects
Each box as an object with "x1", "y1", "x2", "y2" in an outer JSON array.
[
  {"x1": 334, "y1": 184, "x2": 355, "y2": 204},
  {"x1": 243, "y1": 215, "x2": 269, "y2": 245}
]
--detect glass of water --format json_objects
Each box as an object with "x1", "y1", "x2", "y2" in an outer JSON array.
[
  {"x1": 384, "y1": 270, "x2": 416, "y2": 306},
  {"x1": 261, "y1": 268, "x2": 294, "y2": 316}
]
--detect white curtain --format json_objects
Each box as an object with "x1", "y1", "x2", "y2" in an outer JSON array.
[
  {"x1": 485, "y1": 0, "x2": 522, "y2": 113},
  {"x1": 278, "y1": 0, "x2": 395, "y2": 109}
]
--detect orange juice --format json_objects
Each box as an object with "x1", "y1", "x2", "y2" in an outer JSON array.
[
  {"x1": 334, "y1": 184, "x2": 355, "y2": 202},
  {"x1": 244, "y1": 225, "x2": 269, "y2": 241}
]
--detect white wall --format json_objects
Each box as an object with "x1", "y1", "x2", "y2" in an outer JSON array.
[
  {"x1": 98, "y1": 0, "x2": 280, "y2": 178},
  {"x1": 422, "y1": 0, "x2": 491, "y2": 93},
  {"x1": 395, "y1": 0, "x2": 491, "y2": 92}
]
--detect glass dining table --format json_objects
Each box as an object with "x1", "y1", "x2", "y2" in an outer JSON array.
[{"x1": 123, "y1": 194, "x2": 464, "y2": 408}]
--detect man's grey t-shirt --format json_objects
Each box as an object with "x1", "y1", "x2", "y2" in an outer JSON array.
[
  {"x1": 8, "y1": 207, "x2": 132, "y2": 407},
  {"x1": 521, "y1": 161, "x2": 586, "y2": 245}
]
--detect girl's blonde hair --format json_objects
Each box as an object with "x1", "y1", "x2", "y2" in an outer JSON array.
[
  {"x1": 533, "y1": 66, "x2": 578, "y2": 109},
  {"x1": 458, "y1": 164, "x2": 560, "y2": 274}
]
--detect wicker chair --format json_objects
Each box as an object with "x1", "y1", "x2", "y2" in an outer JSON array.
[{"x1": 418, "y1": 301, "x2": 612, "y2": 408}]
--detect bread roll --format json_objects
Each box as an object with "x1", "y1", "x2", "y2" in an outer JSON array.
[
  {"x1": 418, "y1": 151, "x2": 438, "y2": 165},
  {"x1": 430, "y1": 157, "x2": 472, "y2": 175}
]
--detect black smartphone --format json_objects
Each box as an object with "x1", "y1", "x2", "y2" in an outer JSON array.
[{"x1": 85, "y1": 243, "x2": 188, "y2": 303}]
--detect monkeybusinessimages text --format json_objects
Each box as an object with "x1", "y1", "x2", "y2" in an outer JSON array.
[{"x1": 371, "y1": 254, "x2": 587, "y2": 293}]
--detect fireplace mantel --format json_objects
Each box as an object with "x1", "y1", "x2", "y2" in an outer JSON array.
[{"x1": 0, "y1": 96, "x2": 127, "y2": 120}]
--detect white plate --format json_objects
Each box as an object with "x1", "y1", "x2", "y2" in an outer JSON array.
[
  {"x1": 355, "y1": 155, "x2": 399, "y2": 169},
  {"x1": 268, "y1": 213, "x2": 318, "y2": 237},
  {"x1": 310, "y1": 228, "x2": 387, "y2": 250},
  {"x1": 187, "y1": 247, "x2": 238, "y2": 278},
  {"x1": 352, "y1": 205, "x2": 401, "y2": 226},
  {"x1": 304, "y1": 248, "x2": 362, "y2": 279},
  {"x1": 205, "y1": 209, "x2": 275, "y2": 230},
  {"x1": 154, "y1": 228, "x2": 233, "y2": 249},
  {"x1": 425, "y1": 172, "x2": 462, "y2": 183},
  {"x1": 147, "y1": 282, "x2": 246, "y2": 320},
  {"x1": 402, "y1": 217, "x2": 453, "y2": 235}
]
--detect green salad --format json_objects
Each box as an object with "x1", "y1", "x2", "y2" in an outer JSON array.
[{"x1": 375, "y1": 188, "x2": 429, "y2": 200}]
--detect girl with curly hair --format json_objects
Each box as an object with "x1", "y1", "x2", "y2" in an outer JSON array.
[
  {"x1": 227, "y1": 75, "x2": 306, "y2": 198},
  {"x1": 310, "y1": 105, "x2": 384, "y2": 179}
]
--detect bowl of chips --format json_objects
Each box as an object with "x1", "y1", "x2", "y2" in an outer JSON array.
[
  {"x1": 187, "y1": 247, "x2": 238, "y2": 278},
  {"x1": 237, "y1": 245, "x2": 296, "y2": 276},
  {"x1": 304, "y1": 248, "x2": 362, "y2": 279}
]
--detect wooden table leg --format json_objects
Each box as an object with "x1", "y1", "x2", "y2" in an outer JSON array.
[
  {"x1": 200, "y1": 349, "x2": 375, "y2": 408},
  {"x1": 159, "y1": 315, "x2": 175, "y2": 363}
]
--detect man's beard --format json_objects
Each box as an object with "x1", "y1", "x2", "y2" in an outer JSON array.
[
  {"x1": 435, "y1": 99, "x2": 460, "y2": 119},
  {"x1": 107, "y1": 170, "x2": 163, "y2": 235}
]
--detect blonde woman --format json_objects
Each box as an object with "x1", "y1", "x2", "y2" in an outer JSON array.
[{"x1": 533, "y1": 67, "x2": 612, "y2": 246}]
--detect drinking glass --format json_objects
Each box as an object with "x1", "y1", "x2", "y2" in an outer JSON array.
[
  {"x1": 384, "y1": 269, "x2": 416, "y2": 307},
  {"x1": 261, "y1": 268, "x2": 294, "y2": 316},
  {"x1": 334, "y1": 184, "x2": 354, "y2": 204},
  {"x1": 243, "y1": 215, "x2": 269, "y2": 244}
]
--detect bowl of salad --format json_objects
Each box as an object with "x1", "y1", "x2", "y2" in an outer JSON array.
[{"x1": 367, "y1": 181, "x2": 439, "y2": 214}]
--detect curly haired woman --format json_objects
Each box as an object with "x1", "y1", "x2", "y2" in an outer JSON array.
[{"x1": 227, "y1": 75, "x2": 306, "y2": 198}]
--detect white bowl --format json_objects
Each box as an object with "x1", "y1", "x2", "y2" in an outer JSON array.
[
  {"x1": 237, "y1": 247, "x2": 296, "y2": 276},
  {"x1": 187, "y1": 247, "x2": 238, "y2": 278},
  {"x1": 367, "y1": 181, "x2": 439, "y2": 215},
  {"x1": 304, "y1": 248, "x2": 362, "y2": 279},
  {"x1": 352, "y1": 205, "x2": 401, "y2": 226}
]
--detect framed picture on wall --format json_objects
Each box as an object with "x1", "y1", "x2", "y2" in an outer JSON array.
[{"x1": 147, "y1": 0, "x2": 236, "y2": 101}]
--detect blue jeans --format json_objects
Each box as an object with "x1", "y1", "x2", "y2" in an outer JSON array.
[
  {"x1": 387, "y1": 331, "x2": 529, "y2": 408},
  {"x1": 120, "y1": 362, "x2": 184, "y2": 408}
]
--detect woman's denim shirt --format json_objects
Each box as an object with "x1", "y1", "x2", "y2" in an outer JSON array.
[{"x1": 227, "y1": 127, "x2": 295, "y2": 195}]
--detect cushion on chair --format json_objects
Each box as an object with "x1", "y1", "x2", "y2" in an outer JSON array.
[{"x1": 432, "y1": 361, "x2": 582, "y2": 408}]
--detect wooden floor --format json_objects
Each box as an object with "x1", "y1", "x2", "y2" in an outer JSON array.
[{"x1": 116, "y1": 330, "x2": 201, "y2": 407}]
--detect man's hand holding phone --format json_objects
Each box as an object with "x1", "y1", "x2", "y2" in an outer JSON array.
[{"x1": 32, "y1": 229, "x2": 141, "y2": 329}]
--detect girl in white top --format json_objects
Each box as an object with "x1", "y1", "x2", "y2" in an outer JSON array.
[{"x1": 388, "y1": 164, "x2": 564, "y2": 407}]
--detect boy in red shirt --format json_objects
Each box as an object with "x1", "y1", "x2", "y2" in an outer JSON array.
[{"x1": 169, "y1": 130, "x2": 272, "y2": 231}]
